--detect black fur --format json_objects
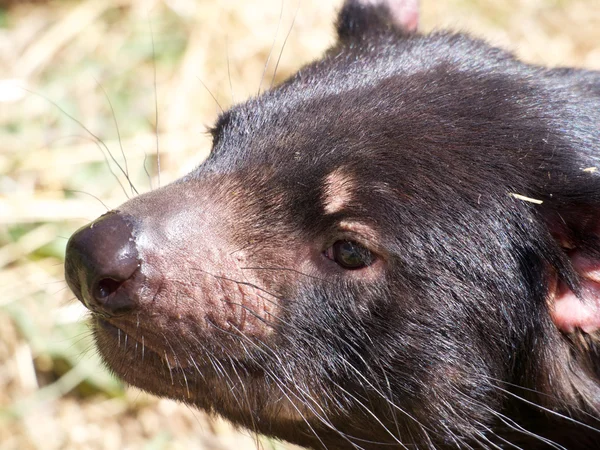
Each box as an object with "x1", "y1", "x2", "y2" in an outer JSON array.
[
  {"x1": 198, "y1": 27, "x2": 600, "y2": 447},
  {"x1": 65, "y1": 2, "x2": 600, "y2": 449}
]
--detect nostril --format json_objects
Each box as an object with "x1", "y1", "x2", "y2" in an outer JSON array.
[
  {"x1": 64, "y1": 211, "x2": 140, "y2": 316},
  {"x1": 93, "y1": 276, "x2": 135, "y2": 316},
  {"x1": 94, "y1": 278, "x2": 123, "y2": 300}
]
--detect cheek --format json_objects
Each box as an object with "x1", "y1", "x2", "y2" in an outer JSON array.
[
  {"x1": 136, "y1": 241, "x2": 283, "y2": 337},
  {"x1": 128, "y1": 227, "x2": 329, "y2": 348}
]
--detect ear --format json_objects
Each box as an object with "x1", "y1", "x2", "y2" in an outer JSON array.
[
  {"x1": 337, "y1": 0, "x2": 419, "y2": 41},
  {"x1": 551, "y1": 250, "x2": 600, "y2": 333},
  {"x1": 545, "y1": 206, "x2": 600, "y2": 333}
]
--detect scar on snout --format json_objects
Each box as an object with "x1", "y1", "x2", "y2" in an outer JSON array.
[{"x1": 322, "y1": 169, "x2": 355, "y2": 215}]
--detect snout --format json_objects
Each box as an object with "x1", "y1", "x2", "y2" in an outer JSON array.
[{"x1": 64, "y1": 211, "x2": 140, "y2": 317}]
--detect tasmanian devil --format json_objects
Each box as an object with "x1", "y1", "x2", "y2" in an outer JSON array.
[{"x1": 64, "y1": 0, "x2": 600, "y2": 448}]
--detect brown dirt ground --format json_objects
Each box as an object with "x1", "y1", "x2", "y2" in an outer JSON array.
[{"x1": 1, "y1": 0, "x2": 599, "y2": 449}]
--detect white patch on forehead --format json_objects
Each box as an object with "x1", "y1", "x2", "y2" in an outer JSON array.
[{"x1": 323, "y1": 168, "x2": 355, "y2": 215}]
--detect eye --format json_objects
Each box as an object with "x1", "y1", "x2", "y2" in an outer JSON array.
[{"x1": 324, "y1": 240, "x2": 375, "y2": 270}]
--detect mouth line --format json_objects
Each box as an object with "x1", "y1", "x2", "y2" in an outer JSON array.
[
  {"x1": 94, "y1": 316, "x2": 267, "y2": 377},
  {"x1": 95, "y1": 317, "x2": 191, "y2": 369}
]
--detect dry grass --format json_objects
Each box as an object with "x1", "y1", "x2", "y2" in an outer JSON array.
[{"x1": 0, "y1": 0, "x2": 599, "y2": 449}]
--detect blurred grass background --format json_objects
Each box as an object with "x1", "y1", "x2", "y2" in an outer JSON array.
[{"x1": 0, "y1": 0, "x2": 599, "y2": 449}]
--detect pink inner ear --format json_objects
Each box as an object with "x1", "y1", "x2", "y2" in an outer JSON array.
[
  {"x1": 552, "y1": 252, "x2": 600, "y2": 333},
  {"x1": 363, "y1": 0, "x2": 419, "y2": 32}
]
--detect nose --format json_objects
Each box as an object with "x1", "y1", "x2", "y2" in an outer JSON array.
[{"x1": 65, "y1": 211, "x2": 139, "y2": 316}]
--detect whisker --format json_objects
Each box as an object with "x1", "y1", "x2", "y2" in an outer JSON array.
[
  {"x1": 163, "y1": 330, "x2": 190, "y2": 397},
  {"x1": 93, "y1": 78, "x2": 136, "y2": 196},
  {"x1": 491, "y1": 383, "x2": 600, "y2": 434},
  {"x1": 149, "y1": 20, "x2": 161, "y2": 188},
  {"x1": 142, "y1": 151, "x2": 153, "y2": 190},
  {"x1": 482, "y1": 374, "x2": 600, "y2": 424},
  {"x1": 267, "y1": 375, "x2": 333, "y2": 450},
  {"x1": 225, "y1": 354, "x2": 261, "y2": 442},
  {"x1": 191, "y1": 268, "x2": 286, "y2": 302},
  {"x1": 471, "y1": 419, "x2": 523, "y2": 450},
  {"x1": 226, "y1": 36, "x2": 235, "y2": 104},
  {"x1": 213, "y1": 313, "x2": 410, "y2": 449},
  {"x1": 326, "y1": 376, "x2": 410, "y2": 448},
  {"x1": 258, "y1": 0, "x2": 285, "y2": 95},
  {"x1": 240, "y1": 265, "x2": 330, "y2": 283},
  {"x1": 65, "y1": 189, "x2": 110, "y2": 211},
  {"x1": 214, "y1": 320, "x2": 364, "y2": 450},
  {"x1": 23, "y1": 88, "x2": 130, "y2": 198},
  {"x1": 451, "y1": 385, "x2": 567, "y2": 450},
  {"x1": 270, "y1": 0, "x2": 302, "y2": 89},
  {"x1": 196, "y1": 76, "x2": 224, "y2": 113},
  {"x1": 489, "y1": 410, "x2": 567, "y2": 450},
  {"x1": 211, "y1": 276, "x2": 426, "y2": 440}
]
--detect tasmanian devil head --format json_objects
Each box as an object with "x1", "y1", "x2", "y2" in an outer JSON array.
[{"x1": 64, "y1": 0, "x2": 600, "y2": 448}]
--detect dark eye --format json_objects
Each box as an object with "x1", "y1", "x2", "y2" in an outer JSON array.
[{"x1": 325, "y1": 240, "x2": 374, "y2": 270}]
